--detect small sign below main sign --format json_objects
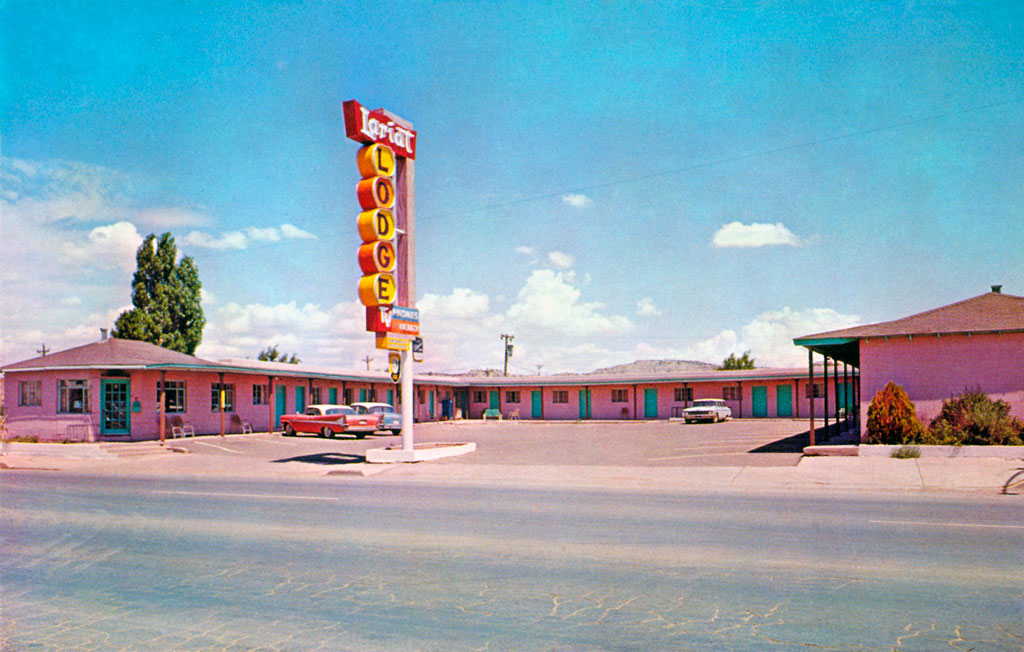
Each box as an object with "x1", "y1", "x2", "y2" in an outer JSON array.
[
  {"x1": 388, "y1": 352, "x2": 402, "y2": 384},
  {"x1": 376, "y1": 333, "x2": 412, "y2": 351}
]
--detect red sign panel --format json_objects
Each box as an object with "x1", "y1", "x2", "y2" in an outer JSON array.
[
  {"x1": 366, "y1": 305, "x2": 420, "y2": 336},
  {"x1": 343, "y1": 100, "x2": 417, "y2": 160}
]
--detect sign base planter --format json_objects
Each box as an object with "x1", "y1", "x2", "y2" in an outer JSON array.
[{"x1": 366, "y1": 441, "x2": 476, "y2": 463}]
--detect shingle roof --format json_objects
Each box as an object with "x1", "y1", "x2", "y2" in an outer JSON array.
[
  {"x1": 796, "y1": 291, "x2": 1024, "y2": 342},
  {"x1": 2, "y1": 338, "x2": 218, "y2": 370}
]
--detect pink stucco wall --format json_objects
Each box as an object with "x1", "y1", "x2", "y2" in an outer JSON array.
[{"x1": 858, "y1": 332, "x2": 1024, "y2": 437}]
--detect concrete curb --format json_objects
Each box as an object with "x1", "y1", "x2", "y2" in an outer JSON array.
[{"x1": 859, "y1": 444, "x2": 1024, "y2": 459}]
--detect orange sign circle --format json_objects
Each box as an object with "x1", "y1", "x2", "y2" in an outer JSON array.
[
  {"x1": 357, "y1": 177, "x2": 395, "y2": 210},
  {"x1": 358, "y1": 240, "x2": 396, "y2": 274}
]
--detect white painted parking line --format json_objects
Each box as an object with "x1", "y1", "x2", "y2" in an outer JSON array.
[
  {"x1": 869, "y1": 519, "x2": 1024, "y2": 530},
  {"x1": 153, "y1": 490, "x2": 340, "y2": 501},
  {"x1": 190, "y1": 440, "x2": 244, "y2": 454},
  {"x1": 649, "y1": 452, "x2": 761, "y2": 461}
]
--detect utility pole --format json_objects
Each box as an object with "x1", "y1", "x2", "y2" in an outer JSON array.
[
  {"x1": 362, "y1": 355, "x2": 373, "y2": 370},
  {"x1": 500, "y1": 333, "x2": 514, "y2": 377},
  {"x1": 535, "y1": 364, "x2": 543, "y2": 376}
]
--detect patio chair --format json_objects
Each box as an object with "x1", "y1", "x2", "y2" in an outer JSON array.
[
  {"x1": 507, "y1": 409, "x2": 520, "y2": 420},
  {"x1": 231, "y1": 413, "x2": 253, "y2": 434},
  {"x1": 482, "y1": 408, "x2": 502, "y2": 421},
  {"x1": 167, "y1": 415, "x2": 195, "y2": 438}
]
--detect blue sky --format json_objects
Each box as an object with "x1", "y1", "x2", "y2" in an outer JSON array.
[{"x1": 2, "y1": 1, "x2": 1022, "y2": 373}]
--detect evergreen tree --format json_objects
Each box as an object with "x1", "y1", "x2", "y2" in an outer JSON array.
[
  {"x1": 114, "y1": 233, "x2": 205, "y2": 354},
  {"x1": 719, "y1": 351, "x2": 755, "y2": 370}
]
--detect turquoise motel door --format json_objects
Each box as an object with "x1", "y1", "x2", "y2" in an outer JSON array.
[
  {"x1": 531, "y1": 391, "x2": 543, "y2": 418},
  {"x1": 578, "y1": 390, "x2": 591, "y2": 419},
  {"x1": 776, "y1": 384, "x2": 793, "y2": 418},
  {"x1": 275, "y1": 385, "x2": 286, "y2": 427},
  {"x1": 489, "y1": 391, "x2": 500, "y2": 410},
  {"x1": 100, "y1": 379, "x2": 131, "y2": 435},
  {"x1": 359, "y1": 388, "x2": 367, "y2": 402},
  {"x1": 386, "y1": 389, "x2": 394, "y2": 405},
  {"x1": 429, "y1": 390, "x2": 435, "y2": 419},
  {"x1": 752, "y1": 386, "x2": 768, "y2": 417},
  {"x1": 644, "y1": 388, "x2": 658, "y2": 419},
  {"x1": 295, "y1": 386, "x2": 306, "y2": 413},
  {"x1": 328, "y1": 387, "x2": 338, "y2": 404}
]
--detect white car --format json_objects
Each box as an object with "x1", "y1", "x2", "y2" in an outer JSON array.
[{"x1": 682, "y1": 399, "x2": 732, "y2": 423}]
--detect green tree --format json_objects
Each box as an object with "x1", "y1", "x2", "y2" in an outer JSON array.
[
  {"x1": 719, "y1": 351, "x2": 755, "y2": 370},
  {"x1": 114, "y1": 233, "x2": 205, "y2": 354},
  {"x1": 258, "y1": 345, "x2": 301, "y2": 364},
  {"x1": 865, "y1": 382, "x2": 923, "y2": 445}
]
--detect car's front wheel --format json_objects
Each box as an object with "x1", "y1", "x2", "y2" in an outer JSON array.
[
  {"x1": 284, "y1": 424, "x2": 296, "y2": 437},
  {"x1": 391, "y1": 429, "x2": 401, "y2": 436},
  {"x1": 322, "y1": 426, "x2": 333, "y2": 438}
]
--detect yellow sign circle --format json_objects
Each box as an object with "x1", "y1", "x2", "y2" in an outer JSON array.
[
  {"x1": 357, "y1": 144, "x2": 396, "y2": 179},
  {"x1": 357, "y1": 209, "x2": 395, "y2": 243},
  {"x1": 358, "y1": 273, "x2": 397, "y2": 306}
]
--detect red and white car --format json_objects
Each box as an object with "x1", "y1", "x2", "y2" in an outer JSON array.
[{"x1": 279, "y1": 404, "x2": 382, "y2": 439}]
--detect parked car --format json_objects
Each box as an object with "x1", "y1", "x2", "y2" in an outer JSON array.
[
  {"x1": 351, "y1": 402, "x2": 402, "y2": 435},
  {"x1": 682, "y1": 399, "x2": 732, "y2": 423},
  {"x1": 279, "y1": 404, "x2": 381, "y2": 439}
]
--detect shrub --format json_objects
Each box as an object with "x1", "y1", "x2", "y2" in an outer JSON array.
[
  {"x1": 866, "y1": 382, "x2": 923, "y2": 445},
  {"x1": 925, "y1": 390, "x2": 1023, "y2": 446},
  {"x1": 891, "y1": 445, "x2": 921, "y2": 459}
]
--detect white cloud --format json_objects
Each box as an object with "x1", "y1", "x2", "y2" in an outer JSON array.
[
  {"x1": 547, "y1": 251, "x2": 575, "y2": 269},
  {"x1": 61, "y1": 221, "x2": 144, "y2": 273},
  {"x1": 185, "y1": 223, "x2": 318, "y2": 250},
  {"x1": 419, "y1": 288, "x2": 489, "y2": 320},
  {"x1": 183, "y1": 230, "x2": 248, "y2": 250},
  {"x1": 61, "y1": 296, "x2": 83, "y2": 306},
  {"x1": 280, "y1": 223, "x2": 317, "y2": 240},
  {"x1": 712, "y1": 221, "x2": 806, "y2": 248},
  {"x1": 561, "y1": 193, "x2": 592, "y2": 208},
  {"x1": 681, "y1": 307, "x2": 860, "y2": 367},
  {"x1": 515, "y1": 245, "x2": 535, "y2": 256},
  {"x1": 636, "y1": 297, "x2": 662, "y2": 317},
  {"x1": 507, "y1": 269, "x2": 633, "y2": 337}
]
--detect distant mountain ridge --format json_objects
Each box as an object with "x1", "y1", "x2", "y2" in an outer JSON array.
[{"x1": 590, "y1": 359, "x2": 718, "y2": 374}]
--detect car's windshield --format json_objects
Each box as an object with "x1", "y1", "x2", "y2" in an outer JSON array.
[
  {"x1": 691, "y1": 400, "x2": 718, "y2": 408},
  {"x1": 304, "y1": 407, "x2": 322, "y2": 415}
]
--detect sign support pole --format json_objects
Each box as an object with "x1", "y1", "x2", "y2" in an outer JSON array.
[{"x1": 388, "y1": 112, "x2": 416, "y2": 453}]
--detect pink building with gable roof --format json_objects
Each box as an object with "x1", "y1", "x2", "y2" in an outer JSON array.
[{"x1": 796, "y1": 287, "x2": 1024, "y2": 442}]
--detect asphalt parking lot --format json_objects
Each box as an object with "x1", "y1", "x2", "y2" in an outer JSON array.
[{"x1": 169, "y1": 418, "x2": 810, "y2": 468}]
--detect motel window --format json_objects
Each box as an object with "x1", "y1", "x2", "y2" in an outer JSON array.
[
  {"x1": 505, "y1": 391, "x2": 520, "y2": 404},
  {"x1": 57, "y1": 379, "x2": 91, "y2": 414},
  {"x1": 610, "y1": 389, "x2": 628, "y2": 403},
  {"x1": 211, "y1": 383, "x2": 235, "y2": 412},
  {"x1": 419, "y1": 391, "x2": 425, "y2": 405},
  {"x1": 158, "y1": 381, "x2": 187, "y2": 413},
  {"x1": 253, "y1": 384, "x2": 268, "y2": 405},
  {"x1": 552, "y1": 390, "x2": 569, "y2": 404},
  {"x1": 805, "y1": 383, "x2": 823, "y2": 399},
  {"x1": 310, "y1": 387, "x2": 322, "y2": 405},
  {"x1": 472, "y1": 391, "x2": 486, "y2": 403},
  {"x1": 18, "y1": 380, "x2": 42, "y2": 407},
  {"x1": 674, "y1": 387, "x2": 693, "y2": 402},
  {"x1": 723, "y1": 386, "x2": 740, "y2": 401}
]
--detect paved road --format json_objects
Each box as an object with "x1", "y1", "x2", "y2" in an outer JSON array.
[{"x1": 3, "y1": 471, "x2": 1021, "y2": 651}]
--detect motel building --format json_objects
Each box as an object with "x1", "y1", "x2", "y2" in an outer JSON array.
[{"x1": 2, "y1": 288, "x2": 1021, "y2": 444}]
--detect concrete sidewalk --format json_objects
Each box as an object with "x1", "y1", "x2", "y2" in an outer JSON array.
[{"x1": 3, "y1": 441, "x2": 1022, "y2": 495}]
